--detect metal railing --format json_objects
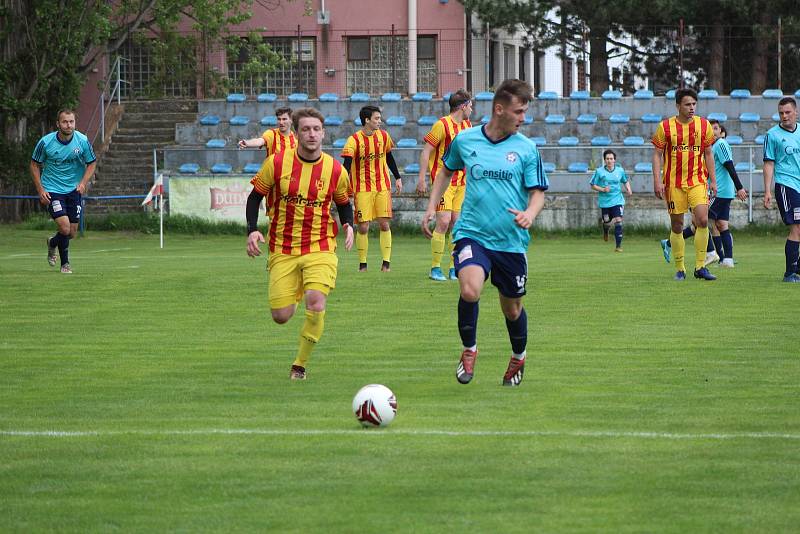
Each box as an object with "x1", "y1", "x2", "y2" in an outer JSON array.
[{"x1": 87, "y1": 56, "x2": 129, "y2": 146}]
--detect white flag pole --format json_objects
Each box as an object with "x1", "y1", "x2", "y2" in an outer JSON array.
[{"x1": 159, "y1": 173, "x2": 164, "y2": 249}]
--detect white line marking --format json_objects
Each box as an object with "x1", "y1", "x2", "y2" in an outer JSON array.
[{"x1": 2, "y1": 429, "x2": 799, "y2": 440}]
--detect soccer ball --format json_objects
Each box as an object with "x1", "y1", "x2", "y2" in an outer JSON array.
[{"x1": 352, "y1": 384, "x2": 397, "y2": 427}]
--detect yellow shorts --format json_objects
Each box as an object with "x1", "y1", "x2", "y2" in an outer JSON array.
[
  {"x1": 436, "y1": 184, "x2": 465, "y2": 213},
  {"x1": 665, "y1": 183, "x2": 709, "y2": 215},
  {"x1": 354, "y1": 189, "x2": 392, "y2": 223},
  {"x1": 268, "y1": 251, "x2": 338, "y2": 309}
]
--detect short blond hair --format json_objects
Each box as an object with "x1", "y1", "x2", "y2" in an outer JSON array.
[{"x1": 291, "y1": 107, "x2": 325, "y2": 131}]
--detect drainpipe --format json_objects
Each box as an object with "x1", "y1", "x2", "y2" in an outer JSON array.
[{"x1": 408, "y1": 0, "x2": 417, "y2": 95}]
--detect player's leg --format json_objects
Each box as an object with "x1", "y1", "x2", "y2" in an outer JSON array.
[
  {"x1": 375, "y1": 190, "x2": 393, "y2": 272},
  {"x1": 445, "y1": 186, "x2": 465, "y2": 280},
  {"x1": 601, "y1": 209, "x2": 611, "y2": 241},
  {"x1": 776, "y1": 183, "x2": 800, "y2": 281},
  {"x1": 453, "y1": 238, "x2": 490, "y2": 384},
  {"x1": 354, "y1": 191, "x2": 373, "y2": 271},
  {"x1": 689, "y1": 189, "x2": 716, "y2": 280},
  {"x1": 429, "y1": 206, "x2": 450, "y2": 281},
  {"x1": 292, "y1": 252, "x2": 337, "y2": 379},
  {"x1": 611, "y1": 206, "x2": 624, "y2": 251},
  {"x1": 667, "y1": 187, "x2": 688, "y2": 278},
  {"x1": 46, "y1": 192, "x2": 73, "y2": 272},
  {"x1": 269, "y1": 253, "x2": 301, "y2": 324},
  {"x1": 490, "y1": 249, "x2": 528, "y2": 386}
]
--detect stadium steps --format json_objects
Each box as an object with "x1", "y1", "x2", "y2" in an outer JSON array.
[{"x1": 92, "y1": 100, "x2": 197, "y2": 212}]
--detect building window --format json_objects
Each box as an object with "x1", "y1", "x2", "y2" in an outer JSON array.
[
  {"x1": 118, "y1": 38, "x2": 197, "y2": 99},
  {"x1": 346, "y1": 35, "x2": 437, "y2": 95},
  {"x1": 227, "y1": 37, "x2": 317, "y2": 96},
  {"x1": 348, "y1": 38, "x2": 370, "y2": 61},
  {"x1": 417, "y1": 36, "x2": 436, "y2": 60}
]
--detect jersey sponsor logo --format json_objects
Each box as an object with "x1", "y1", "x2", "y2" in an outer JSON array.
[
  {"x1": 280, "y1": 192, "x2": 324, "y2": 208},
  {"x1": 469, "y1": 164, "x2": 513, "y2": 181},
  {"x1": 51, "y1": 200, "x2": 63, "y2": 212},
  {"x1": 671, "y1": 144, "x2": 702, "y2": 153},
  {"x1": 359, "y1": 152, "x2": 384, "y2": 162}
]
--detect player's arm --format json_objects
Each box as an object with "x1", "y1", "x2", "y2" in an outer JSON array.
[
  {"x1": 335, "y1": 201, "x2": 355, "y2": 251},
  {"x1": 763, "y1": 160, "x2": 775, "y2": 208},
  {"x1": 245, "y1": 189, "x2": 266, "y2": 257},
  {"x1": 30, "y1": 160, "x2": 50, "y2": 205},
  {"x1": 342, "y1": 156, "x2": 352, "y2": 175},
  {"x1": 238, "y1": 136, "x2": 266, "y2": 149},
  {"x1": 416, "y1": 143, "x2": 435, "y2": 195},
  {"x1": 722, "y1": 160, "x2": 748, "y2": 200},
  {"x1": 77, "y1": 160, "x2": 96, "y2": 195},
  {"x1": 704, "y1": 145, "x2": 717, "y2": 196},
  {"x1": 385, "y1": 152, "x2": 403, "y2": 194},
  {"x1": 421, "y1": 166, "x2": 455, "y2": 238},
  {"x1": 652, "y1": 146, "x2": 664, "y2": 199}
]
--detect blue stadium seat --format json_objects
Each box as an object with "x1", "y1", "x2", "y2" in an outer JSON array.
[
  {"x1": 577, "y1": 113, "x2": 598, "y2": 124},
  {"x1": 568, "y1": 162, "x2": 589, "y2": 172},
  {"x1": 200, "y1": 115, "x2": 220, "y2": 126},
  {"x1": 665, "y1": 89, "x2": 677, "y2": 99},
  {"x1": 385, "y1": 115, "x2": 406, "y2": 126},
  {"x1": 205, "y1": 139, "x2": 226, "y2": 148},
  {"x1": 707, "y1": 112, "x2": 727, "y2": 122},
  {"x1": 634, "y1": 89, "x2": 654, "y2": 99},
  {"x1": 754, "y1": 134, "x2": 765, "y2": 144},
  {"x1": 634, "y1": 162, "x2": 653, "y2": 173},
  {"x1": 243, "y1": 163, "x2": 262, "y2": 174},
  {"x1": 319, "y1": 92, "x2": 339, "y2": 102},
  {"x1": 569, "y1": 90, "x2": 589, "y2": 100},
  {"x1": 762, "y1": 89, "x2": 783, "y2": 99},
  {"x1": 229, "y1": 115, "x2": 250, "y2": 126},
  {"x1": 179, "y1": 163, "x2": 200, "y2": 174},
  {"x1": 480, "y1": 115, "x2": 490, "y2": 124},
  {"x1": 475, "y1": 91, "x2": 494, "y2": 101},
  {"x1": 726, "y1": 135, "x2": 743, "y2": 145},
  {"x1": 442, "y1": 92, "x2": 452, "y2": 101},
  {"x1": 591, "y1": 136, "x2": 611, "y2": 146},
  {"x1": 609, "y1": 114, "x2": 629, "y2": 124},
  {"x1": 260, "y1": 115, "x2": 278, "y2": 126},
  {"x1": 404, "y1": 163, "x2": 420, "y2": 173},
  {"x1": 226, "y1": 93, "x2": 246, "y2": 103},
  {"x1": 288, "y1": 93, "x2": 309, "y2": 102},
  {"x1": 773, "y1": 113, "x2": 780, "y2": 122},
  {"x1": 542, "y1": 162, "x2": 556, "y2": 173},
  {"x1": 530, "y1": 136, "x2": 546, "y2": 146},
  {"x1": 699, "y1": 89, "x2": 719, "y2": 99},
  {"x1": 730, "y1": 89, "x2": 751, "y2": 99},
  {"x1": 624, "y1": 136, "x2": 645, "y2": 146},
  {"x1": 558, "y1": 136, "x2": 579, "y2": 146},
  {"x1": 602, "y1": 90, "x2": 622, "y2": 100},
  {"x1": 257, "y1": 93, "x2": 277, "y2": 103},
  {"x1": 412, "y1": 92, "x2": 433, "y2": 101},
  {"x1": 333, "y1": 138, "x2": 347, "y2": 149},
  {"x1": 735, "y1": 162, "x2": 755, "y2": 172},
  {"x1": 211, "y1": 163, "x2": 232, "y2": 174},
  {"x1": 538, "y1": 91, "x2": 558, "y2": 100},
  {"x1": 396, "y1": 138, "x2": 417, "y2": 148},
  {"x1": 795, "y1": 89, "x2": 800, "y2": 99},
  {"x1": 381, "y1": 92, "x2": 402, "y2": 102},
  {"x1": 641, "y1": 113, "x2": 662, "y2": 123},
  {"x1": 418, "y1": 115, "x2": 437, "y2": 126},
  {"x1": 545, "y1": 114, "x2": 565, "y2": 124},
  {"x1": 353, "y1": 117, "x2": 362, "y2": 126},
  {"x1": 350, "y1": 92, "x2": 370, "y2": 102},
  {"x1": 523, "y1": 115, "x2": 533, "y2": 124},
  {"x1": 739, "y1": 112, "x2": 760, "y2": 123},
  {"x1": 324, "y1": 116, "x2": 343, "y2": 126}
]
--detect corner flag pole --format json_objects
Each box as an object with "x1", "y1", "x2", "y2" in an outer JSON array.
[{"x1": 159, "y1": 173, "x2": 164, "y2": 249}]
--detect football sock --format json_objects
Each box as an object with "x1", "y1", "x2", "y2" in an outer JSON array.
[
  {"x1": 670, "y1": 231, "x2": 686, "y2": 272},
  {"x1": 720, "y1": 230, "x2": 733, "y2": 259},
  {"x1": 49, "y1": 233, "x2": 60, "y2": 249},
  {"x1": 614, "y1": 223, "x2": 623, "y2": 247},
  {"x1": 785, "y1": 239, "x2": 799, "y2": 277},
  {"x1": 57, "y1": 232, "x2": 70, "y2": 266},
  {"x1": 706, "y1": 232, "x2": 716, "y2": 253},
  {"x1": 293, "y1": 309, "x2": 325, "y2": 368},
  {"x1": 712, "y1": 234, "x2": 724, "y2": 257},
  {"x1": 356, "y1": 232, "x2": 368, "y2": 264},
  {"x1": 430, "y1": 230, "x2": 445, "y2": 269},
  {"x1": 682, "y1": 227, "x2": 695, "y2": 239},
  {"x1": 694, "y1": 226, "x2": 710, "y2": 270},
  {"x1": 444, "y1": 233, "x2": 455, "y2": 272},
  {"x1": 505, "y1": 308, "x2": 527, "y2": 355},
  {"x1": 457, "y1": 297, "x2": 479, "y2": 348},
  {"x1": 379, "y1": 229, "x2": 392, "y2": 263},
  {"x1": 512, "y1": 351, "x2": 526, "y2": 361}
]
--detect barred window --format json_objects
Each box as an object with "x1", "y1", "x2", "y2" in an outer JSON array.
[
  {"x1": 227, "y1": 37, "x2": 317, "y2": 96},
  {"x1": 346, "y1": 35, "x2": 437, "y2": 95}
]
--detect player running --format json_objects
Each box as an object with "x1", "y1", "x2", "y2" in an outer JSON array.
[{"x1": 590, "y1": 149, "x2": 631, "y2": 252}]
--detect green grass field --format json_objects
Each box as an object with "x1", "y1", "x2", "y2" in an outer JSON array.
[{"x1": 1, "y1": 226, "x2": 799, "y2": 532}]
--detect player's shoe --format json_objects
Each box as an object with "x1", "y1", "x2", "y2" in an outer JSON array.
[
  {"x1": 46, "y1": 238, "x2": 57, "y2": 267},
  {"x1": 448, "y1": 268, "x2": 457, "y2": 280},
  {"x1": 358, "y1": 262, "x2": 367, "y2": 272},
  {"x1": 782, "y1": 273, "x2": 800, "y2": 283},
  {"x1": 719, "y1": 258, "x2": 735, "y2": 268},
  {"x1": 502, "y1": 356, "x2": 525, "y2": 387},
  {"x1": 429, "y1": 267, "x2": 447, "y2": 281},
  {"x1": 660, "y1": 239, "x2": 671, "y2": 263},
  {"x1": 456, "y1": 349, "x2": 477, "y2": 384},
  {"x1": 693, "y1": 267, "x2": 717, "y2": 281},
  {"x1": 704, "y1": 250, "x2": 720, "y2": 267},
  {"x1": 289, "y1": 365, "x2": 306, "y2": 380},
  {"x1": 381, "y1": 260, "x2": 391, "y2": 272},
  {"x1": 614, "y1": 247, "x2": 623, "y2": 253},
  {"x1": 60, "y1": 263, "x2": 72, "y2": 274},
  {"x1": 674, "y1": 271, "x2": 686, "y2": 281}
]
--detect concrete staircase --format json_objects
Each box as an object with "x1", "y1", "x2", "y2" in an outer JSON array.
[{"x1": 91, "y1": 100, "x2": 197, "y2": 212}]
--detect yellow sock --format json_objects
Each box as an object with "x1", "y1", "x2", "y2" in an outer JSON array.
[
  {"x1": 444, "y1": 233, "x2": 456, "y2": 271},
  {"x1": 293, "y1": 309, "x2": 325, "y2": 368},
  {"x1": 380, "y1": 229, "x2": 392, "y2": 262},
  {"x1": 671, "y1": 231, "x2": 686, "y2": 272},
  {"x1": 431, "y1": 231, "x2": 445, "y2": 268},
  {"x1": 356, "y1": 232, "x2": 368, "y2": 264},
  {"x1": 694, "y1": 226, "x2": 709, "y2": 270}
]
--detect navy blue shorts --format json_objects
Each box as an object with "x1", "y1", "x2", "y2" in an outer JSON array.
[
  {"x1": 48, "y1": 190, "x2": 82, "y2": 223},
  {"x1": 453, "y1": 238, "x2": 528, "y2": 298},
  {"x1": 708, "y1": 197, "x2": 732, "y2": 221},
  {"x1": 601, "y1": 205, "x2": 624, "y2": 222},
  {"x1": 775, "y1": 183, "x2": 800, "y2": 226}
]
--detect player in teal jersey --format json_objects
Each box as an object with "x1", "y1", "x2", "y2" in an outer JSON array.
[
  {"x1": 763, "y1": 97, "x2": 800, "y2": 282},
  {"x1": 421, "y1": 79, "x2": 548, "y2": 387},
  {"x1": 708, "y1": 120, "x2": 748, "y2": 267},
  {"x1": 31, "y1": 109, "x2": 97, "y2": 274},
  {"x1": 590, "y1": 149, "x2": 631, "y2": 252}
]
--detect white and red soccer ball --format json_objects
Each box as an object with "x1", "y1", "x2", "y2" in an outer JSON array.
[{"x1": 352, "y1": 384, "x2": 397, "y2": 427}]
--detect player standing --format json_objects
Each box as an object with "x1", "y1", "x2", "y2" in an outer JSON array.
[
  {"x1": 238, "y1": 107, "x2": 297, "y2": 156},
  {"x1": 421, "y1": 79, "x2": 548, "y2": 387},
  {"x1": 415, "y1": 89, "x2": 473, "y2": 281},
  {"x1": 30, "y1": 109, "x2": 97, "y2": 274},
  {"x1": 708, "y1": 120, "x2": 748, "y2": 267},
  {"x1": 589, "y1": 149, "x2": 631, "y2": 252},
  {"x1": 245, "y1": 108, "x2": 355, "y2": 380},
  {"x1": 340, "y1": 105, "x2": 403, "y2": 272}
]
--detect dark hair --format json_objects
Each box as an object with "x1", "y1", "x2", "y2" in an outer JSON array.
[
  {"x1": 291, "y1": 107, "x2": 325, "y2": 131},
  {"x1": 778, "y1": 96, "x2": 797, "y2": 108},
  {"x1": 57, "y1": 108, "x2": 76, "y2": 121},
  {"x1": 359, "y1": 105, "x2": 381, "y2": 126},
  {"x1": 492, "y1": 79, "x2": 533, "y2": 107},
  {"x1": 275, "y1": 107, "x2": 292, "y2": 118},
  {"x1": 708, "y1": 119, "x2": 727, "y2": 136},
  {"x1": 602, "y1": 149, "x2": 616, "y2": 159},
  {"x1": 675, "y1": 88, "x2": 698, "y2": 104},
  {"x1": 448, "y1": 89, "x2": 472, "y2": 112}
]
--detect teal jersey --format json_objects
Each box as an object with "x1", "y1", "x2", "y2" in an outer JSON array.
[
  {"x1": 712, "y1": 138, "x2": 736, "y2": 199},
  {"x1": 763, "y1": 124, "x2": 800, "y2": 192},
  {"x1": 589, "y1": 165, "x2": 628, "y2": 208},
  {"x1": 444, "y1": 125, "x2": 549, "y2": 253},
  {"x1": 31, "y1": 131, "x2": 96, "y2": 194}
]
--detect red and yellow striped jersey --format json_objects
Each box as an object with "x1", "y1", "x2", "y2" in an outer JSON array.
[
  {"x1": 250, "y1": 149, "x2": 350, "y2": 255},
  {"x1": 261, "y1": 128, "x2": 297, "y2": 157},
  {"x1": 340, "y1": 129, "x2": 394, "y2": 193},
  {"x1": 651, "y1": 116, "x2": 715, "y2": 188},
  {"x1": 423, "y1": 116, "x2": 472, "y2": 186}
]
